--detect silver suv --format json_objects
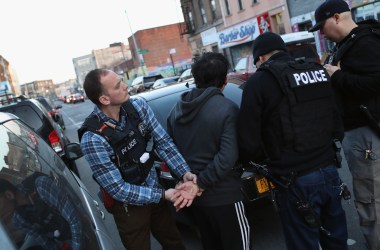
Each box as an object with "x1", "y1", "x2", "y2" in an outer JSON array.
[{"x1": 0, "y1": 112, "x2": 117, "y2": 250}]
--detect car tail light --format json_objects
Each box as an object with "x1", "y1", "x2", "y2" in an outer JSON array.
[
  {"x1": 48, "y1": 130, "x2": 63, "y2": 153},
  {"x1": 161, "y1": 161, "x2": 170, "y2": 172}
]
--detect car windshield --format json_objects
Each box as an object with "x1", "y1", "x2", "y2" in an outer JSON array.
[{"x1": 235, "y1": 57, "x2": 247, "y2": 71}]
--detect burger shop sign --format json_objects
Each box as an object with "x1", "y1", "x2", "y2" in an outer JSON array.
[{"x1": 217, "y1": 17, "x2": 261, "y2": 49}]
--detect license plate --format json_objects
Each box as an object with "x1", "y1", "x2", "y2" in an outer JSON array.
[{"x1": 255, "y1": 177, "x2": 275, "y2": 194}]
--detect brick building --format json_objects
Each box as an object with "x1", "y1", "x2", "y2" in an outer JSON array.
[{"x1": 128, "y1": 22, "x2": 193, "y2": 78}]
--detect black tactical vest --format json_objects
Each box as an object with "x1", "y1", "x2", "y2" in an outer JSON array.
[
  {"x1": 259, "y1": 60, "x2": 335, "y2": 152},
  {"x1": 78, "y1": 101, "x2": 154, "y2": 185}
]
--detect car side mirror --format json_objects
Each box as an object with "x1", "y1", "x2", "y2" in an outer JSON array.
[{"x1": 64, "y1": 143, "x2": 84, "y2": 161}]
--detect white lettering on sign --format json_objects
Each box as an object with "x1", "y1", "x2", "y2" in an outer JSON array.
[{"x1": 292, "y1": 70, "x2": 328, "y2": 86}]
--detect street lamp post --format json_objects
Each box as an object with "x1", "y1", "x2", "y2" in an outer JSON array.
[
  {"x1": 125, "y1": 9, "x2": 145, "y2": 76},
  {"x1": 169, "y1": 48, "x2": 176, "y2": 75}
]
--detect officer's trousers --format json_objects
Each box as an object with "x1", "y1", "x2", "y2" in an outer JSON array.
[
  {"x1": 110, "y1": 200, "x2": 185, "y2": 250},
  {"x1": 343, "y1": 126, "x2": 380, "y2": 250},
  {"x1": 276, "y1": 164, "x2": 348, "y2": 250}
]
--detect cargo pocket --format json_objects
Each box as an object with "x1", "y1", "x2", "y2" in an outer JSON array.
[{"x1": 355, "y1": 200, "x2": 376, "y2": 226}]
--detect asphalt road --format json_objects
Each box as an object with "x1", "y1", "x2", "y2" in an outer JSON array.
[{"x1": 58, "y1": 99, "x2": 367, "y2": 250}]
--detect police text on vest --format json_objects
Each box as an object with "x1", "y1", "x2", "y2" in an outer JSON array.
[{"x1": 292, "y1": 70, "x2": 328, "y2": 86}]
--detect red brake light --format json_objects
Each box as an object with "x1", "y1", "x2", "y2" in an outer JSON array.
[{"x1": 48, "y1": 130, "x2": 63, "y2": 153}]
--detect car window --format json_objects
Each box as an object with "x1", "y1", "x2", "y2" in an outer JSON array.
[
  {"x1": 0, "y1": 119, "x2": 100, "y2": 250},
  {"x1": 37, "y1": 98, "x2": 52, "y2": 111},
  {"x1": 163, "y1": 78, "x2": 177, "y2": 84},
  {"x1": 235, "y1": 57, "x2": 247, "y2": 71},
  {"x1": 0, "y1": 105, "x2": 43, "y2": 131},
  {"x1": 144, "y1": 75, "x2": 161, "y2": 83},
  {"x1": 132, "y1": 76, "x2": 143, "y2": 86},
  {"x1": 179, "y1": 69, "x2": 191, "y2": 81}
]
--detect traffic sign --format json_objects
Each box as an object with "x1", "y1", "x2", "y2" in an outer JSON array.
[{"x1": 138, "y1": 49, "x2": 149, "y2": 54}]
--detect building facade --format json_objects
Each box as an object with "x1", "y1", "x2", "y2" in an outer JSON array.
[
  {"x1": 127, "y1": 22, "x2": 193, "y2": 78},
  {"x1": 73, "y1": 42, "x2": 132, "y2": 86},
  {"x1": 21, "y1": 80, "x2": 56, "y2": 99},
  {"x1": 0, "y1": 55, "x2": 21, "y2": 100},
  {"x1": 72, "y1": 54, "x2": 97, "y2": 87},
  {"x1": 179, "y1": 0, "x2": 292, "y2": 68}
]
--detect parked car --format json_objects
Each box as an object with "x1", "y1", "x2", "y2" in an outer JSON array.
[
  {"x1": 227, "y1": 55, "x2": 257, "y2": 83},
  {"x1": 151, "y1": 76, "x2": 180, "y2": 90},
  {"x1": 129, "y1": 74, "x2": 164, "y2": 95},
  {"x1": 131, "y1": 80, "x2": 271, "y2": 225},
  {"x1": 0, "y1": 112, "x2": 117, "y2": 250},
  {"x1": 0, "y1": 96, "x2": 70, "y2": 158},
  {"x1": 177, "y1": 68, "x2": 194, "y2": 84},
  {"x1": 67, "y1": 93, "x2": 85, "y2": 104},
  {"x1": 281, "y1": 31, "x2": 320, "y2": 63},
  {"x1": 36, "y1": 96, "x2": 65, "y2": 130}
]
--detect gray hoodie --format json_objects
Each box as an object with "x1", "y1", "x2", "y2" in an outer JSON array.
[{"x1": 167, "y1": 87, "x2": 243, "y2": 206}]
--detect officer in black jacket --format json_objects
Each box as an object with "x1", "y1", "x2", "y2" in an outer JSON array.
[
  {"x1": 238, "y1": 32, "x2": 348, "y2": 250},
  {"x1": 309, "y1": 1, "x2": 380, "y2": 249}
]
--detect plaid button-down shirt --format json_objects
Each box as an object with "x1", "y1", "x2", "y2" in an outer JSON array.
[{"x1": 80, "y1": 97, "x2": 190, "y2": 205}]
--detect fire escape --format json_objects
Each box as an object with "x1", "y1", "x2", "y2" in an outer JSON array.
[{"x1": 179, "y1": 0, "x2": 194, "y2": 36}]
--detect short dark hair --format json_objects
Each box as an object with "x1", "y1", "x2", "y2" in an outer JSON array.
[
  {"x1": 191, "y1": 52, "x2": 230, "y2": 88},
  {"x1": 83, "y1": 69, "x2": 110, "y2": 106}
]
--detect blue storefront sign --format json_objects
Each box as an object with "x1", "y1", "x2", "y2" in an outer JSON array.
[{"x1": 217, "y1": 18, "x2": 260, "y2": 49}]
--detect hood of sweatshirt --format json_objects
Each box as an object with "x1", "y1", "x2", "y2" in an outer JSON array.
[{"x1": 173, "y1": 87, "x2": 223, "y2": 124}]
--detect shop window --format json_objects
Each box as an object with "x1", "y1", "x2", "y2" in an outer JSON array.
[
  {"x1": 210, "y1": 0, "x2": 217, "y2": 20},
  {"x1": 189, "y1": 11, "x2": 195, "y2": 31},
  {"x1": 238, "y1": 0, "x2": 244, "y2": 11},
  {"x1": 224, "y1": 0, "x2": 231, "y2": 15},
  {"x1": 199, "y1": 0, "x2": 208, "y2": 25}
]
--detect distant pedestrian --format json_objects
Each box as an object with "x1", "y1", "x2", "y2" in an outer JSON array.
[{"x1": 309, "y1": 1, "x2": 380, "y2": 249}]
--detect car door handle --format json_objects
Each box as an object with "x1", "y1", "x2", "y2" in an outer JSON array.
[{"x1": 99, "y1": 210, "x2": 105, "y2": 220}]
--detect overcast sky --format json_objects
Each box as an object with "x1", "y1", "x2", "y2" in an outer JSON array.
[{"x1": 0, "y1": 0, "x2": 184, "y2": 84}]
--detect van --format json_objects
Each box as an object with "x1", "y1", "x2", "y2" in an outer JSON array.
[
  {"x1": 281, "y1": 31, "x2": 320, "y2": 63},
  {"x1": 227, "y1": 31, "x2": 319, "y2": 82}
]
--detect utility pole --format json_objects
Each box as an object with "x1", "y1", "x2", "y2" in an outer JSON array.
[{"x1": 125, "y1": 9, "x2": 145, "y2": 76}]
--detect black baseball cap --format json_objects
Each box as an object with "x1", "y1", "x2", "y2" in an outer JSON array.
[{"x1": 309, "y1": 0, "x2": 350, "y2": 32}]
